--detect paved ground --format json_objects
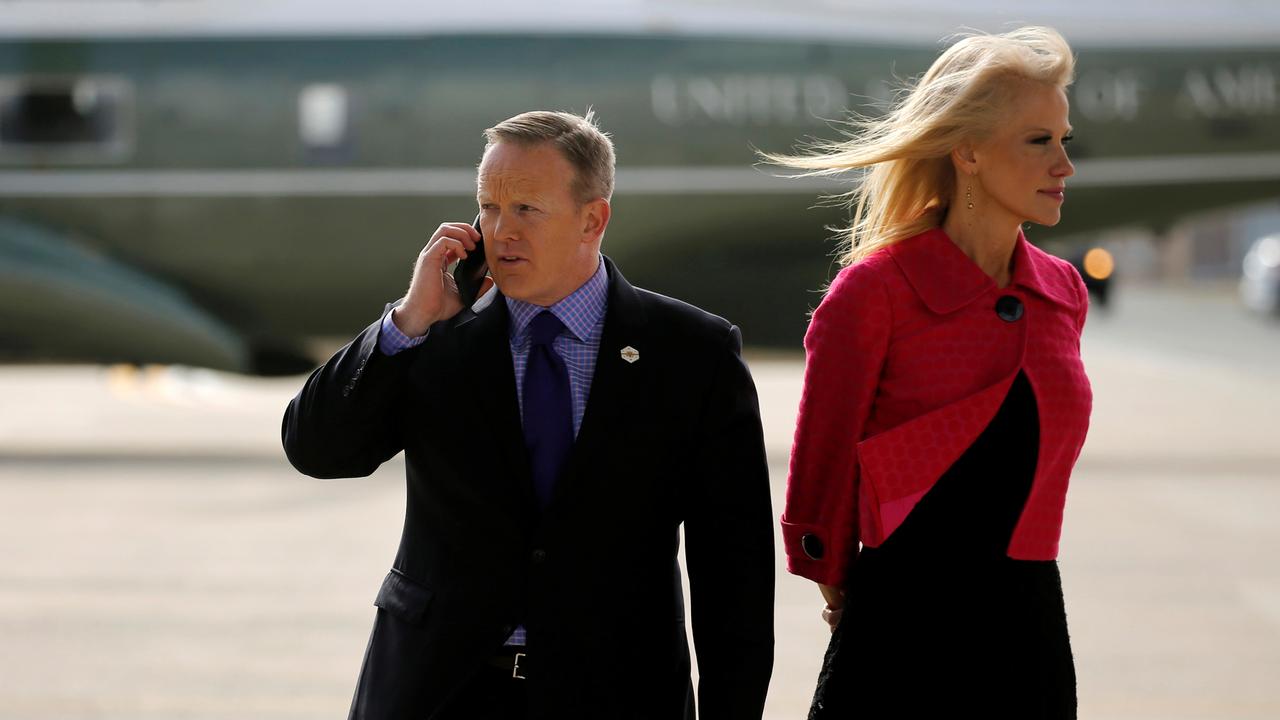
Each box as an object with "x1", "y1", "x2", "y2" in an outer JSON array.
[{"x1": 1, "y1": 282, "x2": 1277, "y2": 719}]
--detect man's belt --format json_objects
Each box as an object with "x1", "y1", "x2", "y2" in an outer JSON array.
[{"x1": 486, "y1": 647, "x2": 530, "y2": 680}]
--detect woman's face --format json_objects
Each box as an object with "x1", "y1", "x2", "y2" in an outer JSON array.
[{"x1": 972, "y1": 81, "x2": 1075, "y2": 227}]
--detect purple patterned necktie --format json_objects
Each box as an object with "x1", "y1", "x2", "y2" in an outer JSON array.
[{"x1": 522, "y1": 311, "x2": 573, "y2": 510}]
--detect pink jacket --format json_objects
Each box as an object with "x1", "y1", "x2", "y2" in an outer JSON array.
[{"x1": 782, "y1": 227, "x2": 1093, "y2": 587}]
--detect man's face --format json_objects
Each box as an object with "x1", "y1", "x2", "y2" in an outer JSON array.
[{"x1": 476, "y1": 141, "x2": 606, "y2": 307}]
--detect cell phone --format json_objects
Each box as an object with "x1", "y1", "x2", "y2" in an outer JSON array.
[{"x1": 453, "y1": 213, "x2": 488, "y2": 308}]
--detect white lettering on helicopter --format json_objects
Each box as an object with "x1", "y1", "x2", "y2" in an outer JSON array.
[
  {"x1": 651, "y1": 74, "x2": 848, "y2": 126},
  {"x1": 1179, "y1": 64, "x2": 1278, "y2": 118},
  {"x1": 1074, "y1": 69, "x2": 1144, "y2": 122}
]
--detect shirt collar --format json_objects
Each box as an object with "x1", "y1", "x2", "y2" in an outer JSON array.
[
  {"x1": 887, "y1": 227, "x2": 1076, "y2": 314},
  {"x1": 505, "y1": 256, "x2": 609, "y2": 342}
]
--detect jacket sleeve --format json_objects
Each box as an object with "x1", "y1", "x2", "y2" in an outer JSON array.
[
  {"x1": 683, "y1": 324, "x2": 775, "y2": 720},
  {"x1": 281, "y1": 302, "x2": 417, "y2": 479},
  {"x1": 781, "y1": 261, "x2": 892, "y2": 588}
]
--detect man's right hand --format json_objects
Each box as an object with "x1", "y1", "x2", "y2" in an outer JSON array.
[{"x1": 392, "y1": 222, "x2": 486, "y2": 337}]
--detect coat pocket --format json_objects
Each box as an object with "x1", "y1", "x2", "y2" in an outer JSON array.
[{"x1": 373, "y1": 568, "x2": 434, "y2": 625}]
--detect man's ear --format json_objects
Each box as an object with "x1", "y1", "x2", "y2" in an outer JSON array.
[{"x1": 581, "y1": 198, "x2": 611, "y2": 243}]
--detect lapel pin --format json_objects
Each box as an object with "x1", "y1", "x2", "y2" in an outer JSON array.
[{"x1": 620, "y1": 346, "x2": 639, "y2": 364}]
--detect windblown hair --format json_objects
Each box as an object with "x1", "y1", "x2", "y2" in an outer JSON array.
[
  {"x1": 766, "y1": 26, "x2": 1075, "y2": 265},
  {"x1": 483, "y1": 109, "x2": 616, "y2": 203}
]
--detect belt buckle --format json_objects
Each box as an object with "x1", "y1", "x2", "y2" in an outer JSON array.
[{"x1": 512, "y1": 651, "x2": 527, "y2": 680}]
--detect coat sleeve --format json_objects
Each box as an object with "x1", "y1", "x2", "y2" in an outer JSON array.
[
  {"x1": 281, "y1": 302, "x2": 417, "y2": 479},
  {"x1": 781, "y1": 261, "x2": 892, "y2": 588},
  {"x1": 683, "y1": 324, "x2": 775, "y2": 720},
  {"x1": 1072, "y1": 264, "x2": 1090, "y2": 341}
]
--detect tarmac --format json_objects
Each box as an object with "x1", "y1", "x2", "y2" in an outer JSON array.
[{"x1": 1, "y1": 282, "x2": 1277, "y2": 719}]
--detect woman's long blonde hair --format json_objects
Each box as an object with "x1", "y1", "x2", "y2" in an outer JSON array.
[{"x1": 766, "y1": 26, "x2": 1075, "y2": 265}]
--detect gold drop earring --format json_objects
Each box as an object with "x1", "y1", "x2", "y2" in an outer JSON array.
[{"x1": 966, "y1": 176, "x2": 975, "y2": 210}]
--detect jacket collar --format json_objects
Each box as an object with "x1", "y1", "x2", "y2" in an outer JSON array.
[
  {"x1": 504, "y1": 255, "x2": 609, "y2": 344},
  {"x1": 887, "y1": 226, "x2": 1076, "y2": 314},
  {"x1": 459, "y1": 254, "x2": 643, "y2": 336},
  {"x1": 1010, "y1": 232, "x2": 1078, "y2": 308}
]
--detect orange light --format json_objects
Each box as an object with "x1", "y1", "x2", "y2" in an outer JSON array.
[{"x1": 1083, "y1": 248, "x2": 1114, "y2": 281}]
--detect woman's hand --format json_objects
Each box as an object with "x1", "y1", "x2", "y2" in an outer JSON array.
[{"x1": 819, "y1": 583, "x2": 845, "y2": 633}]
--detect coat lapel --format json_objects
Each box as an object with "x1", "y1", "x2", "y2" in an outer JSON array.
[
  {"x1": 544, "y1": 256, "x2": 649, "y2": 517},
  {"x1": 433, "y1": 257, "x2": 651, "y2": 523},
  {"x1": 451, "y1": 294, "x2": 537, "y2": 513}
]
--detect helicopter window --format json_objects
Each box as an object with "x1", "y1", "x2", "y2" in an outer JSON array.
[
  {"x1": 0, "y1": 76, "x2": 132, "y2": 159},
  {"x1": 298, "y1": 83, "x2": 349, "y2": 149}
]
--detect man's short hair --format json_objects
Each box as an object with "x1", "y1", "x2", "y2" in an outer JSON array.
[{"x1": 483, "y1": 110, "x2": 616, "y2": 204}]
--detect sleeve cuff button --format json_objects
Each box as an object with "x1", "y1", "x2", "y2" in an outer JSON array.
[{"x1": 801, "y1": 533, "x2": 825, "y2": 560}]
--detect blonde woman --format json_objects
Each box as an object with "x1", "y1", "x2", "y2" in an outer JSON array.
[{"x1": 774, "y1": 27, "x2": 1092, "y2": 719}]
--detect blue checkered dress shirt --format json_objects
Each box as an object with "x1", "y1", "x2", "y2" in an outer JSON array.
[{"x1": 378, "y1": 257, "x2": 610, "y2": 646}]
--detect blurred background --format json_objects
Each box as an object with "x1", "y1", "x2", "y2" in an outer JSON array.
[{"x1": 1, "y1": 0, "x2": 1278, "y2": 717}]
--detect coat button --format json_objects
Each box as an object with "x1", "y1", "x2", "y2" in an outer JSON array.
[
  {"x1": 531, "y1": 549, "x2": 547, "y2": 564},
  {"x1": 801, "y1": 533, "x2": 825, "y2": 561},
  {"x1": 995, "y1": 295, "x2": 1024, "y2": 322}
]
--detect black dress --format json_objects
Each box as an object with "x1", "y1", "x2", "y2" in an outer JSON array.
[{"x1": 810, "y1": 371, "x2": 1076, "y2": 719}]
